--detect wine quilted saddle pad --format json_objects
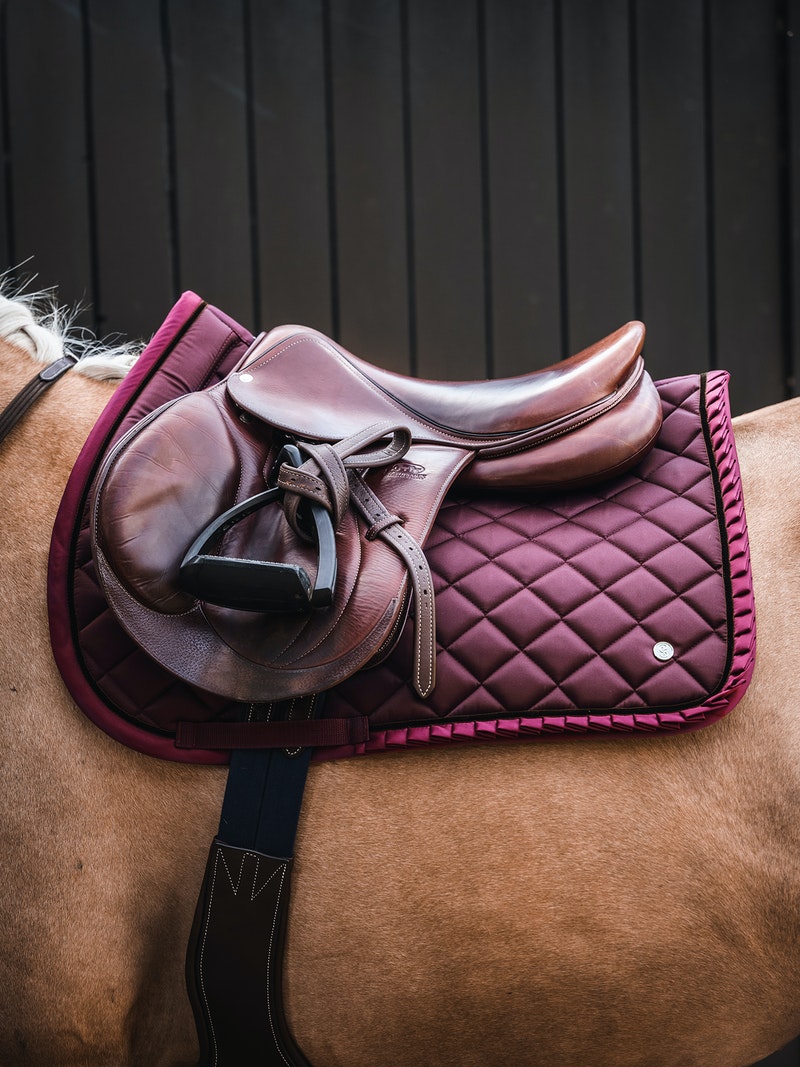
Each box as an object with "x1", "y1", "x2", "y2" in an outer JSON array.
[{"x1": 48, "y1": 295, "x2": 755, "y2": 765}]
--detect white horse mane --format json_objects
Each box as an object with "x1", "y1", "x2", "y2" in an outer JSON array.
[{"x1": 0, "y1": 285, "x2": 143, "y2": 380}]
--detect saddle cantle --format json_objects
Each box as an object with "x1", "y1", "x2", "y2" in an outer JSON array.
[{"x1": 89, "y1": 321, "x2": 661, "y2": 704}]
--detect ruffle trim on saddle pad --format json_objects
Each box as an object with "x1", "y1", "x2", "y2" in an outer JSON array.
[{"x1": 48, "y1": 295, "x2": 755, "y2": 765}]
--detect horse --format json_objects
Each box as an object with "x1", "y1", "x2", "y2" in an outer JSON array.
[{"x1": 1, "y1": 290, "x2": 799, "y2": 1067}]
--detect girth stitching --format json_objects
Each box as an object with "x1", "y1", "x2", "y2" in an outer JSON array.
[
  {"x1": 199, "y1": 847, "x2": 222, "y2": 1066},
  {"x1": 265, "y1": 863, "x2": 293, "y2": 1067}
]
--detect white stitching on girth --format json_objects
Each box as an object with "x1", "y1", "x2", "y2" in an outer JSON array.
[
  {"x1": 198, "y1": 845, "x2": 222, "y2": 1066},
  {"x1": 199, "y1": 847, "x2": 292, "y2": 1063},
  {"x1": 265, "y1": 863, "x2": 293, "y2": 1066}
]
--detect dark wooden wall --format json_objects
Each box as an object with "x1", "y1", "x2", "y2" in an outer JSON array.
[
  {"x1": 1, "y1": 3, "x2": 799, "y2": 1063},
  {"x1": 1, "y1": 0, "x2": 798, "y2": 418}
]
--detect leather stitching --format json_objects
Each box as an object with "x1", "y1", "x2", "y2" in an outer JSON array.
[
  {"x1": 198, "y1": 846, "x2": 222, "y2": 1066},
  {"x1": 264, "y1": 863, "x2": 292, "y2": 1066}
]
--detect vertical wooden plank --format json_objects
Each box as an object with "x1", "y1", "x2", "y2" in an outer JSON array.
[
  {"x1": 559, "y1": 0, "x2": 636, "y2": 354},
  {"x1": 329, "y1": 0, "x2": 410, "y2": 372},
  {"x1": 709, "y1": 0, "x2": 784, "y2": 415},
  {"x1": 787, "y1": 0, "x2": 800, "y2": 398},
  {"x1": 86, "y1": 0, "x2": 172, "y2": 339},
  {"x1": 635, "y1": 0, "x2": 712, "y2": 380},
  {"x1": 166, "y1": 1, "x2": 253, "y2": 327},
  {"x1": 4, "y1": 0, "x2": 93, "y2": 317},
  {"x1": 406, "y1": 0, "x2": 487, "y2": 379},
  {"x1": 0, "y1": 0, "x2": 12, "y2": 269},
  {"x1": 250, "y1": 1, "x2": 333, "y2": 334},
  {"x1": 483, "y1": 0, "x2": 563, "y2": 374}
]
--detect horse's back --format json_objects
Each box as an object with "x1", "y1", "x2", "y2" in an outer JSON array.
[{"x1": 3, "y1": 335, "x2": 800, "y2": 1065}]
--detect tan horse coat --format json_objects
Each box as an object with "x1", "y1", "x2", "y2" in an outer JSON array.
[{"x1": 1, "y1": 330, "x2": 800, "y2": 1066}]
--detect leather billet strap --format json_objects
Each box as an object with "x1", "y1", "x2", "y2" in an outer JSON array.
[
  {"x1": 348, "y1": 471, "x2": 436, "y2": 697},
  {"x1": 275, "y1": 421, "x2": 436, "y2": 696},
  {"x1": 0, "y1": 352, "x2": 77, "y2": 445},
  {"x1": 175, "y1": 713, "x2": 368, "y2": 750},
  {"x1": 276, "y1": 421, "x2": 411, "y2": 534}
]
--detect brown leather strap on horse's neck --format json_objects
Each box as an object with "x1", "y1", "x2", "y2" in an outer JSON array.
[{"x1": 0, "y1": 353, "x2": 78, "y2": 445}]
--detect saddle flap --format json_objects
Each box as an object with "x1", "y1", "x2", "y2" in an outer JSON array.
[{"x1": 91, "y1": 374, "x2": 473, "y2": 701}]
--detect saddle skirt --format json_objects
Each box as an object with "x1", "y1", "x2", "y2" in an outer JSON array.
[{"x1": 48, "y1": 294, "x2": 756, "y2": 764}]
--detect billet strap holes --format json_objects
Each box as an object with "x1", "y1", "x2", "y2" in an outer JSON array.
[
  {"x1": 348, "y1": 472, "x2": 436, "y2": 698},
  {"x1": 365, "y1": 511, "x2": 404, "y2": 540}
]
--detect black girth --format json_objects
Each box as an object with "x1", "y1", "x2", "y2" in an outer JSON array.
[{"x1": 186, "y1": 697, "x2": 320, "y2": 1066}]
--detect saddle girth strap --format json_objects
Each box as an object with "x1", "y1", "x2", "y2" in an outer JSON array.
[
  {"x1": 186, "y1": 696, "x2": 319, "y2": 1066},
  {"x1": 188, "y1": 843, "x2": 308, "y2": 1067}
]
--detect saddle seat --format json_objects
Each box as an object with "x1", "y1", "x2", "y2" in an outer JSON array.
[
  {"x1": 246, "y1": 319, "x2": 659, "y2": 489},
  {"x1": 91, "y1": 321, "x2": 662, "y2": 705}
]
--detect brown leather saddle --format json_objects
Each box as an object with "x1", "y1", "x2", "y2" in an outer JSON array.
[{"x1": 90, "y1": 320, "x2": 661, "y2": 707}]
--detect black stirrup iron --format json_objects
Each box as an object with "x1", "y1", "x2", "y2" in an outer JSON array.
[{"x1": 179, "y1": 443, "x2": 337, "y2": 612}]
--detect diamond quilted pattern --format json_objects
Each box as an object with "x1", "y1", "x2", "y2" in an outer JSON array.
[
  {"x1": 560, "y1": 595, "x2": 639, "y2": 648},
  {"x1": 325, "y1": 372, "x2": 753, "y2": 745}
]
